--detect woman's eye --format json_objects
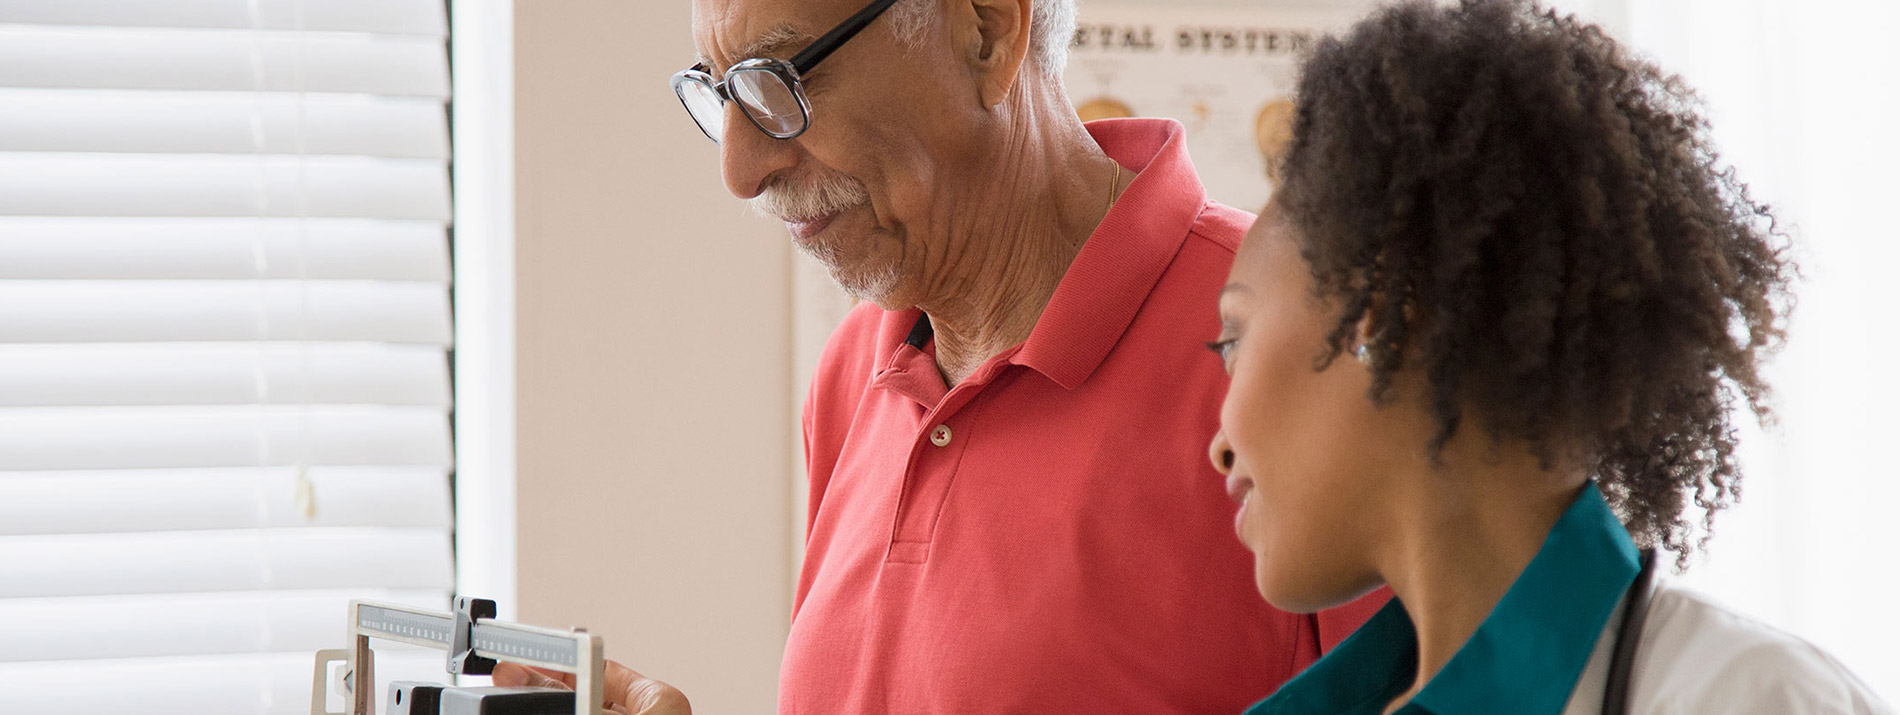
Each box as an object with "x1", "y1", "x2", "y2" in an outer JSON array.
[{"x1": 1204, "y1": 338, "x2": 1237, "y2": 364}]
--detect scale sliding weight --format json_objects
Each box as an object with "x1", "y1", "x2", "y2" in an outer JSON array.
[{"x1": 311, "y1": 597, "x2": 606, "y2": 715}]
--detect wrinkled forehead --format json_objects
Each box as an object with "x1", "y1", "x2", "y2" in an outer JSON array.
[{"x1": 690, "y1": 0, "x2": 853, "y2": 71}]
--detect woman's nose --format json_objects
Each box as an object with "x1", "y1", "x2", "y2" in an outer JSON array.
[{"x1": 1208, "y1": 430, "x2": 1236, "y2": 476}]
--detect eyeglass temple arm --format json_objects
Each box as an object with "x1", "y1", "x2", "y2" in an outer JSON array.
[{"x1": 791, "y1": 0, "x2": 902, "y2": 73}]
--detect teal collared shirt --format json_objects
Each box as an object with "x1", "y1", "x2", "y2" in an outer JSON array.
[{"x1": 1246, "y1": 484, "x2": 1640, "y2": 715}]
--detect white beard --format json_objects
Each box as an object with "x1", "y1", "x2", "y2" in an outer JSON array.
[{"x1": 749, "y1": 171, "x2": 897, "y2": 303}]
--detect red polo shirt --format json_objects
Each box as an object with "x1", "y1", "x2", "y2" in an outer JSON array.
[{"x1": 781, "y1": 118, "x2": 1386, "y2": 713}]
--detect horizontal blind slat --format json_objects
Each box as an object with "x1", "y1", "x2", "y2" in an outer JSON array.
[
  {"x1": 0, "y1": 89, "x2": 449, "y2": 158},
  {"x1": 0, "y1": 466, "x2": 452, "y2": 535},
  {"x1": 0, "y1": 153, "x2": 451, "y2": 220},
  {"x1": 0, "y1": 25, "x2": 449, "y2": 96},
  {"x1": 0, "y1": 649, "x2": 448, "y2": 715},
  {"x1": 0, "y1": 406, "x2": 452, "y2": 471},
  {"x1": 0, "y1": 343, "x2": 451, "y2": 407},
  {"x1": 0, "y1": 588, "x2": 448, "y2": 662},
  {"x1": 0, "y1": 217, "x2": 449, "y2": 281},
  {"x1": 0, "y1": 0, "x2": 447, "y2": 36},
  {"x1": 0, "y1": 280, "x2": 452, "y2": 344},
  {"x1": 0, "y1": 528, "x2": 454, "y2": 598}
]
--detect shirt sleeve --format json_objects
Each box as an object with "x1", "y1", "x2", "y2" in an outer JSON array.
[
  {"x1": 1633, "y1": 588, "x2": 1895, "y2": 714},
  {"x1": 1682, "y1": 640, "x2": 1894, "y2": 714}
]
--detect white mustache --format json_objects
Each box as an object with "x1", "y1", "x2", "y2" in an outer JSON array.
[{"x1": 748, "y1": 173, "x2": 871, "y2": 223}]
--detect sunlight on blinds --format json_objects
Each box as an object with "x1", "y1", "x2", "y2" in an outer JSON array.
[{"x1": 0, "y1": 1, "x2": 458, "y2": 712}]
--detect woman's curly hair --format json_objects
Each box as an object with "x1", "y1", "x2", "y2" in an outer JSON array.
[{"x1": 1275, "y1": 0, "x2": 1794, "y2": 561}]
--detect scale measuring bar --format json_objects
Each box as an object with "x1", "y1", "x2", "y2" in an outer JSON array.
[
  {"x1": 356, "y1": 603, "x2": 584, "y2": 669},
  {"x1": 312, "y1": 599, "x2": 606, "y2": 715}
]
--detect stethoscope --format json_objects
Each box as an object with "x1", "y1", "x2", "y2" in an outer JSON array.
[{"x1": 1601, "y1": 548, "x2": 1659, "y2": 715}]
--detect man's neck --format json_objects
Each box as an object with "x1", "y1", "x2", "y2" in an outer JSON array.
[{"x1": 914, "y1": 85, "x2": 1125, "y2": 386}]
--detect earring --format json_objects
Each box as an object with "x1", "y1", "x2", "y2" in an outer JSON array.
[{"x1": 1354, "y1": 343, "x2": 1372, "y2": 364}]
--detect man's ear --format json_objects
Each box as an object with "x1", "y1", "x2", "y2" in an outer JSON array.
[{"x1": 954, "y1": 0, "x2": 1033, "y2": 106}]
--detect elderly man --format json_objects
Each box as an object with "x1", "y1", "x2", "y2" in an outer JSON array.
[{"x1": 497, "y1": 0, "x2": 1383, "y2": 711}]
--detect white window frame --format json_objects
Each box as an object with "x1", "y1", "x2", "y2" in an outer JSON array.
[{"x1": 450, "y1": 0, "x2": 518, "y2": 621}]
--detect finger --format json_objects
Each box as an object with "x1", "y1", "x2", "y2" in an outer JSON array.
[
  {"x1": 492, "y1": 662, "x2": 574, "y2": 690},
  {"x1": 491, "y1": 662, "x2": 532, "y2": 688},
  {"x1": 524, "y1": 667, "x2": 573, "y2": 690},
  {"x1": 527, "y1": 665, "x2": 577, "y2": 689}
]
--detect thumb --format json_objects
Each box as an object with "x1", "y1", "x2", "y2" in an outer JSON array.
[{"x1": 603, "y1": 661, "x2": 691, "y2": 715}]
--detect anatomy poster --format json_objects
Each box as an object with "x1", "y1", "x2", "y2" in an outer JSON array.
[{"x1": 1065, "y1": 5, "x2": 1358, "y2": 210}]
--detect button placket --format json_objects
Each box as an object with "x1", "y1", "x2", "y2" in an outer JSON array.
[{"x1": 887, "y1": 389, "x2": 987, "y2": 564}]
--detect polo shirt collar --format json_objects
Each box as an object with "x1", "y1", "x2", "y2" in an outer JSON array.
[
  {"x1": 1015, "y1": 118, "x2": 1210, "y2": 389},
  {"x1": 870, "y1": 311, "x2": 949, "y2": 407},
  {"x1": 1247, "y1": 483, "x2": 1641, "y2": 715}
]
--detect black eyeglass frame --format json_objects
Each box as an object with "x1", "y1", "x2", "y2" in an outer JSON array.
[{"x1": 670, "y1": 0, "x2": 901, "y2": 143}]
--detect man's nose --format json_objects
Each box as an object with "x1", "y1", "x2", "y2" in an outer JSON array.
[
  {"x1": 1208, "y1": 430, "x2": 1236, "y2": 476},
  {"x1": 719, "y1": 106, "x2": 800, "y2": 200}
]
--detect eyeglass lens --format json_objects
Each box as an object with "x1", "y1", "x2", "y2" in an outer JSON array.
[
  {"x1": 729, "y1": 69, "x2": 806, "y2": 137},
  {"x1": 676, "y1": 79, "x2": 727, "y2": 141}
]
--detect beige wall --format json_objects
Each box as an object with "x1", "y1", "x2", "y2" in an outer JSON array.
[{"x1": 514, "y1": 1, "x2": 796, "y2": 711}]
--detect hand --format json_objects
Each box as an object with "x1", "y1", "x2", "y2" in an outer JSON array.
[{"x1": 491, "y1": 660, "x2": 691, "y2": 715}]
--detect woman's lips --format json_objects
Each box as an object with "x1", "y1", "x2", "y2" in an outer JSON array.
[
  {"x1": 1227, "y1": 475, "x2": 1254, "y2": 540},
  {"x1": 1225, "y1": 475, "x2": 1253, "y2": 506},
  {"x1": 785, "y1": 211, "x2": 838, "y2": 243}
]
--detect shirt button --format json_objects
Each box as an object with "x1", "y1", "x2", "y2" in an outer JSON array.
[{"x1": 929, "y1": 424, "x2": 953, "y2": 447}]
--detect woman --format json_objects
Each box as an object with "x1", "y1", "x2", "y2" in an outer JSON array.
[{"x1": 1210, "y1": 0, "x2": 1888, "y2": 712}]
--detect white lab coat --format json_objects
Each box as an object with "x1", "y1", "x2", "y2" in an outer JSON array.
[{"x1": 1562, "y1": 584, "x2": 1892, "y2": 714}]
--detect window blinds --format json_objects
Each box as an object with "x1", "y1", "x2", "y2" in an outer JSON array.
[{"x1": 0, "y1": 1, "x2": 456, "y2": 712}]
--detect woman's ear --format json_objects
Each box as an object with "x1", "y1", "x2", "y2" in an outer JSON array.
[
  {"x1": 955, "y1": 0, "x2": 1033, "y2": 106},
  {"x1": 1353, "y1": 315, "x2": 1376, "y2": 365}
]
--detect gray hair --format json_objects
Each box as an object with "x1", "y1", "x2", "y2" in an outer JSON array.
[{"x1": 886, "y1": 0, "x2": 1078, "y2": 76}]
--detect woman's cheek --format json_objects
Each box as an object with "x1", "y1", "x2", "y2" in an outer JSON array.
[{"x1": 1227, "y1": 360, "x2": 1286, "y2": 462}]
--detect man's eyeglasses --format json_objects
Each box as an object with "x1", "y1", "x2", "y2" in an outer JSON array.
[{"x1": 670, "y1": 0, "x2": 900, "y2": 144}]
